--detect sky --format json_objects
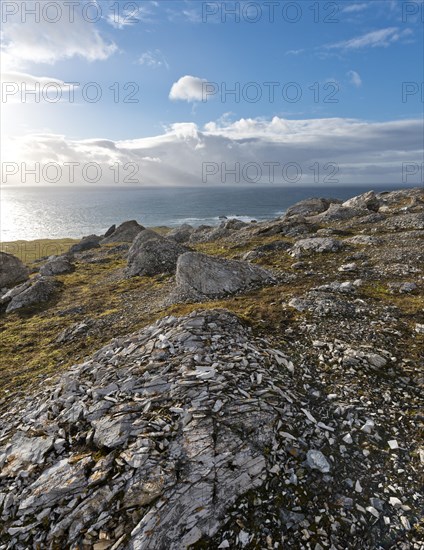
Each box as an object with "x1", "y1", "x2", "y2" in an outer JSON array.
[{"x1": 0, "y1": 0, "x2": 423, "y2": 186}]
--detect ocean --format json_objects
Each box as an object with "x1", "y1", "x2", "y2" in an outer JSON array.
[{"x1": 0, "y1": 184, "x2": 409, "y2": 242}]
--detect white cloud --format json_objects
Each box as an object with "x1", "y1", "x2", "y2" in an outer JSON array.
[
  {"x1": 1, "y1": 72, "x2": 78, "y2": 103},
  {"x1": 342, "y1": 3, "x2": 369, "y2": 13},
  {"x1": 347, "y1": 70, "x2": 362, "y2": 88},
  {"x1": 138, "y1": 50, "x2": 169, "y2": 69},
  {"x1": 325, "y1": 27, "x2": 413, "y2": 51},
  {"x1": 1, "y1": 0, "x2": 117, "y2": 69},
  {"x1": 2, "y1": 117, "x2": 422, "y2": 186},
  {"x1": 169, "y1": 75, "x2": 208, "y2": 102},
  {"x1": 286, "y1": 49, "x2": 305, "y2": 56}
]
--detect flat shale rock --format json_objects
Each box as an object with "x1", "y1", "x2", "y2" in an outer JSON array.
[{"x1": 0, "y1": 310, "x2": 297, "y2": 549}]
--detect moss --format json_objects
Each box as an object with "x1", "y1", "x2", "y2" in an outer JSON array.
[{"x1": 0, "y1": 239, "x2": 78, "y2": 263}]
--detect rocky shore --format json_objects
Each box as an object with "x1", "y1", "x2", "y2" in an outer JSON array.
[{"x1": 0, "y1": 187, "x2": 423, "y2": 549}]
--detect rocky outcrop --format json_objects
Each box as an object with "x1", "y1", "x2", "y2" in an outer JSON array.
[
  {"x1": 127, "y1": 230, "x2": 189, "y2": 277},
  {"x1": 69, "y1": 235, "x2": 102, "y2": 254},
  {"x1": 342, "y1": 190, "x2": 380, "y2": 212},
  {"x1": 189, "y1": 219, "x2": 249, "y2": 244},
  {"x1": 284, "y1": 197, "x2": 341, "y2": 218},
  {"x1": 103, "y1": 224, "x2": 116, "y2": 238},
  {"x1": 170, "y1": 252, "x2": 275, "y2": 303},
  {"x1": 1, "y1": 276, "x2": 60, "y2": 313},
  {"x1": 40, "y1": 255, "x2": 74, "y2": 276},
  {"x1": 101, "y1": 221, "x2": 144, "y2": 244},
  {"x1": 311, "y1": 203, "x2": 369, "y2": 222},
  {"x1": 166, "y1": 224, "x2": 194, "y2": 244},
  {"x1": 0, "y1": 310, "x2": 299, "y2": 549},
  {"x1": 0, "y1": 252, "x2": 29, "y2": 289}
]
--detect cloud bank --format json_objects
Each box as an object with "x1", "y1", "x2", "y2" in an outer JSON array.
[{"x1": 2, "y1": 117, "x2": 422, "y2": 187}]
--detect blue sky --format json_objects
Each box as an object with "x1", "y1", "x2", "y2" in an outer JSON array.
[{"x1": 1, "y1": 0, "x2": 423, "y2": 185}]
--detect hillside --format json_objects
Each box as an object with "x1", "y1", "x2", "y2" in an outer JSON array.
[{"x1": 0, "y1": 188, "x2": 423, "y2": 549}]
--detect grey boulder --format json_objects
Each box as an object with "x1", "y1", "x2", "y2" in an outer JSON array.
[
  {"x1": 103, "y1": 224, "x2": 116, "y2": 238},
  {"x1": 342, "y1": 190, "x2": 380, "y2": 212},
  {"x1": 290, "y1": 237, "x2": 344, "y2": 257},
  {"x1": 69, "y1": 235, "x2": 102, "y2": 254},
  {"x1": 285, "y1": 197, "x2": 341, "y2": 218},
  {"x1": 1, "y1": 276, "x2": 60, "y2": 313},
  {"x1": 0, "y1": 252, "x2": 29, "y2": 288},
  {"x1": 171, "y1": 252, "x2": 275, "y2": 303},
  {"x1": 39, "y1": 255, "x2": 74, "y2": 276},
  {"x1": 167, "y1": 224, "x2": 195, "y2": 244},
  {"x1": 127, "y1": 230, "x2": 189, "y2": 277},
  {"x1": 101, "y1": 220, "x2": 144, "y2": 244}
]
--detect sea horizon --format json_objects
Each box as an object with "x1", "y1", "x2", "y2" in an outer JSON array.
[{"x1": 0, "y1": 182, "x2": 415, "y2": 242}]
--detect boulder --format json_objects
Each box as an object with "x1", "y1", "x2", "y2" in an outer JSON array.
[
  {"x1": 69, "y1": 235, "x2": 101, "y2": 254},
  {"x1": 127, "y1": 231, "x2": 189, "y2": 276},
  {"x1": 39, "y1": 255, "x2": 74, "y2": 276},
  {"x1": 130, "y1": 229, "x2": 164, "y2": 248},
  {"x1": 103, "y1": 224, "x2": 116, "y2": 238},
  {"x1": 290, "y1": 237, "x2": 344, "y2": 258},
  {"x1": 193, "y1": 219, "x2": 250, "y2": 243},
  {"x1": 285, "y1": 197, "x2": 341, "y2": 218},
  {"x1": 0, "y1": 252, "x2": 29, "y2": 288},
  {"x1": 167, "y1": 224, "x2": 194, "y2": 244},
  {"x1": 342, "y1": 191, "x2": 380, "y2": 212},
  {"x1": 171, "y1": 252, "x2": 274, "y2": 303},
  {"x1": 1, "y1": 276, "x2": 60, "y2": 313},
  {"x1": 101, "y1": 220, "x2": 144, "y2": 244},
  {"x1": 188, "y1": 225, "x2": 214, "y2": 244},
  {"x1": 312, "y1": 203, "x2": 369, "y2": 222}
]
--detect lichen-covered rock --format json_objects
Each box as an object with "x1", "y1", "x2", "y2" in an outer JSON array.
[
  {"x1": 69, "y1": 235, "x2": 102, "y2": 254},
  {"x1": 101, "y1": 220, "x2": 144, "y2": 244},
  {"x1": 127, "y1": 231, "x2": 189, "y2": 276},
  {"x1": 166, "y1": 223, "x2": 194, "y2": 243},
  {"x1": 170, "y1": 252, "x2": 275, "y2": 303},
  {"x1": 312, "y1": 203, "x2": 369, "y2": 222},
  {"x1": 103, "y1": 224, "x2": 116, "y2": 238},
  {"x1": 0, "y1": 252, "x2": 29, "y2": 288},
  {"x1": 290, "y1": 237, "x2": 344, "y2": 257},
  {"x1": 39, "y1": 255, "x2": 74, "y2": 276},
  {"x1": 284, "y1": 197, "x2": 341, "y2": 218},
  {"x1": 342, "y1": 191, "x2": 380, "y2": 212},
  {"x1": 1, "y1": 276, "x2": 60, "y2": 313}
]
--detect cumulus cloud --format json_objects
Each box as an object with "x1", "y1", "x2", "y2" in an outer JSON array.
[
  {"x1": 1, "y1": 0, "x2": 117, "y2": 70},
  {"x1": 169, "y1": 75, "x2": 208, "y2": 102},
  {"x1": 347, "y1": 70, "x2": 362, "y2": 88},
  {"x1": 2, "y1": 117, "x2": 422, "y2": 187},
  {"x1": 325, "y1": 27, "x2": 413, "y2": 51}
]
